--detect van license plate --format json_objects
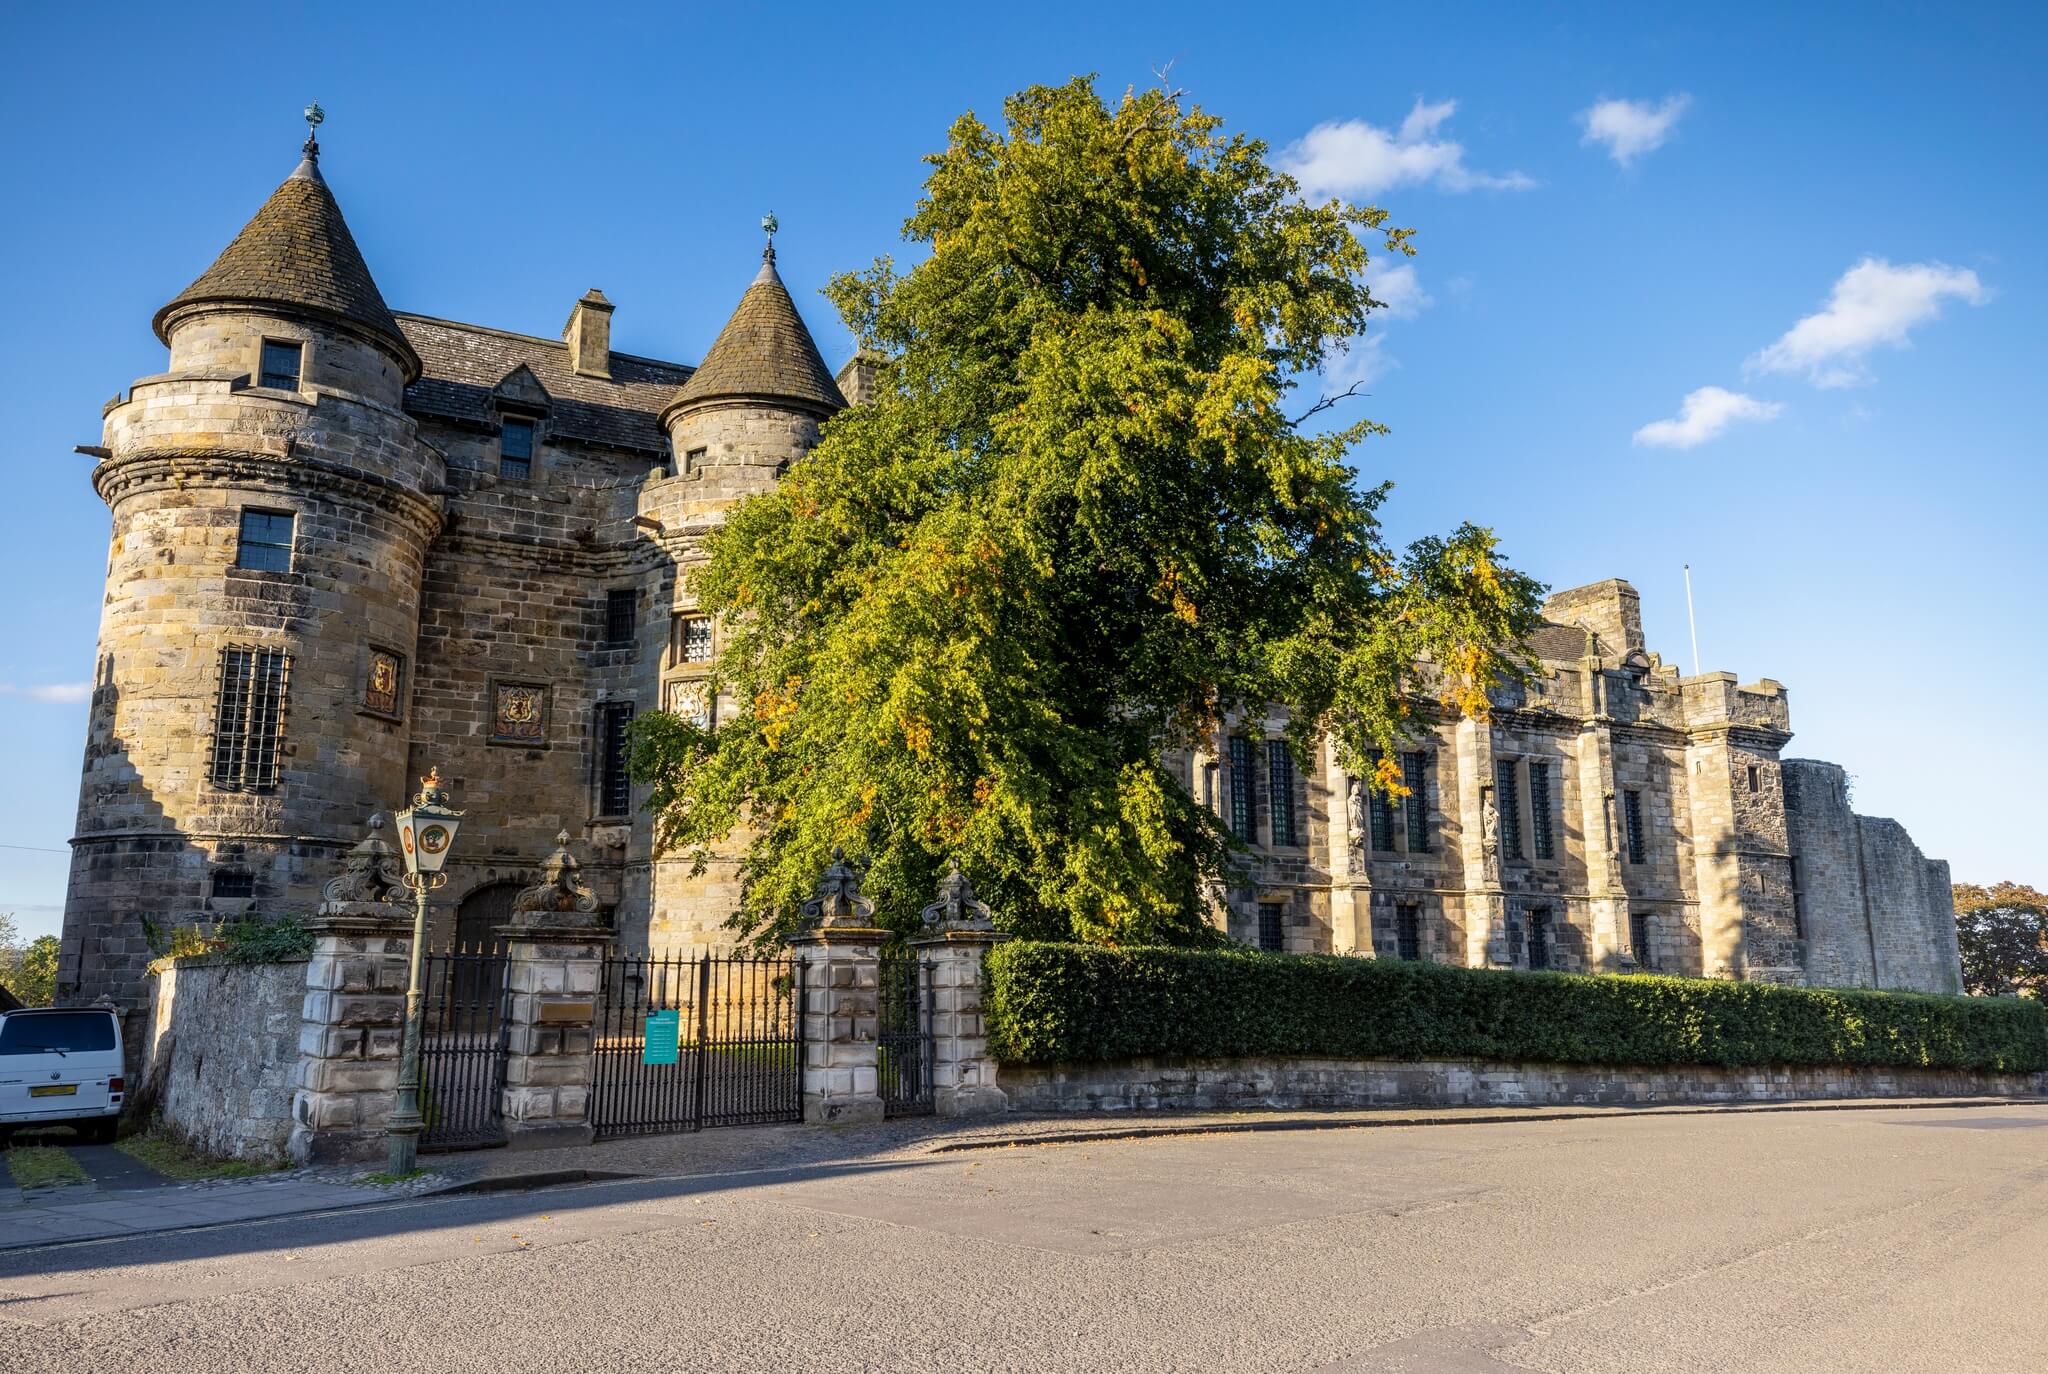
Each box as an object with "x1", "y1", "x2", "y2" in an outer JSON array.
[{"x1": 29, "y1": 1084, "x2": 78, "y2": 1098}]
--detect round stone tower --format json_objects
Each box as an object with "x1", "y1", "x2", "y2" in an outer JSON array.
[
  {"x1": 638, "y1": 230, "x2": 846, "y2": 950},
  {"x1": 61, "y1": 119, "x2": 441, "y2": 1015}
]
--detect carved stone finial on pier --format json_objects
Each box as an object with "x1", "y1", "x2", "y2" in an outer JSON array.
[
  {"x1": 320, "y1": 813, "x2": 407, "y2": 913},
  {"x1": 800, "y1": 846, "x2": 876, "y2": 929},
  {"x1": 510, "y1": 830, "x2": 602, "y2": 927},
  {"x1": 920, "y1": 856, "x2": 995, "y2": 933}
]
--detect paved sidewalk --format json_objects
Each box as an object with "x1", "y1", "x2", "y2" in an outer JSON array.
[{"x1": 2, "y1": 1094, "x2": 2036, "y2": 1252}]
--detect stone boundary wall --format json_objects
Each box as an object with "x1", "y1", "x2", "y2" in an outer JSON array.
[
  {"x1": 999, "y1": 1056, "x2": 2048, "y2": 1114},
  {"x1": 143, "y1": 956, "x2": 309, "y2": 1163}
]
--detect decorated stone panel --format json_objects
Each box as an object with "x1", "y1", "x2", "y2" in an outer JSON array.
[
  {"x1": 491, "y1": 679, "x2": 550, "y2": 744},
  {"x1": 664, "y1": 677, "x2": 713, "y2": 728},
  {"x1": 362, "y1": 646, "x2": 403, "y2": 717}
]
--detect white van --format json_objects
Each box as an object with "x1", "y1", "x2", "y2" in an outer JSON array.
[{"x1": 0, "y1": 1006, "x2": 126, "y2": 1144}]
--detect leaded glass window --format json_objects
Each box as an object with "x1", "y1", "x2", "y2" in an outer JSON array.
[
  {"x1": 1267, "y1": 739, "x2": 1297, "y2": 846},
  {"x1": 1496, "y1": 758, "x2": 1523, "y2": 860},
  {"x1": 259, "y1": 339, "x2": 302, "y2": 390},
  {"x1": 596, "y1": 701, "x2": 635, "y2": 816},
  {"x1": 1257, "y1": 903, "x2": 1284, "y2": 952},
  {"x1": 1624, "y1": 789, "x2": 1646, "y2": 865},
  {"x1": 1402, "y1": 751, "x2": 1431, "y2": 853},
  {"x1": 671, "y1": 614, "x2": 713, "y2": 664},
  {"x1": 1366, "y1": 751, "x2": 1396, "y2": 852},
  {"x1": 235, "y1": 510, "x2": 294, "y2": 572},
  {"x1": 1529, "y1": 760, "x2": 1555, "y2": 861},
  {"x1": 1396, "y1": 905, "x2": 1421, "y2": 962},
  {"x1": 500, "y1": 418, "x2": 535, "y2": 480},
  {"x1": 605, "y1": 588, "x2": 637, "y2": 646},
  {"x1": 1228, "y1": 736, "x2": 1254, "y2": 841}
]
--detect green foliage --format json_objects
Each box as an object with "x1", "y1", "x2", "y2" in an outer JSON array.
[
  {"x1": 1955, "y1": 882, "x2": 2048, "y2": 998},
  {"x1": 147, "y1": 914, "x2": 315, "y2": 970},
  {"x1": 984, "y1": 941, "x2": 2048, "y2": 1074},
  {"x1": 633, "y1": 77, "x2": 1542, "y2": 947},
  {"x1": 0, "y1": 914, "x2": 59, "y2": 1007},
  {"x1": 115, "y1": 1131, "x2": 278, "y2": 1179}
]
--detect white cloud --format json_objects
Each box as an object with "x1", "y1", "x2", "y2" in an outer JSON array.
[
  {"x1": 1633, "y1": 387, "x2": 1783, "y2": 449},
  {"x1": 1579, "y1": 95, "x2": 1691, "y2": 166},
  {"x1": 1367, "y1": 260, "x2": 1432, "y2": 319},
  {"x1": 1746, "y1": 258, "x2": 1991, "y2": 387},
  {"x1": 0, "y1": 682, "x2": 91, "y2": 704},
  {"x1": 1319, "y1": 333, "x2": 1396, "y2": 394},
  {"x1": 1281, "y1": 98, "x2": 1535, "y2": 200}
]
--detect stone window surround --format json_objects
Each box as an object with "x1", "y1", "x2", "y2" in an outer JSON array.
[
  {"x1": 669, "y1": 611, "x2": 714, "y2": 667},
  {"x1": 1495, "y1": 753, "x2": 1563, "y2": 870},
  {"x1": 357, "y1": 643, "x2": 406, "y2": 723},
  {"x1": 257, "y1": 336, "x2": 306, "y2": 393},
  {"x1": 487, "y1": 676, "x2": 552, "y2": 749},
  {"x1": 248, "y1": 333, "x2": 314, "y2": 396},
  {"x1": 495, "y1": 408, "x2": 544, "y2": 482},
  {"x1": 591, "y1": 697, "x2": 635, "y2": 821},
  {"x1": 233, "y1": 507, "x2": 298, "y2": 574}
]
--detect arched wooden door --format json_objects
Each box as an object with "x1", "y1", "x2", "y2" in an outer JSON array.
[{"x1": 455, "y1": 881, "x2": 521, "y2": 951}]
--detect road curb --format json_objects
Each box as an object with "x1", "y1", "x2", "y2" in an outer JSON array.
[
  {"x1": 427, "y1": 1168, "x2": 643, "y2": 1197},
  {"x1": 924, "y1": 1096, "x2": 2048, "y2": 1152}
]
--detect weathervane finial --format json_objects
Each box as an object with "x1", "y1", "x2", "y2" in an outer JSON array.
[
  {"x1": 761, "y1": 211, "x2": 778, "y2": 264},
  {"x1": 302, "y1": 101, "x2": 324, "y2": 162}
]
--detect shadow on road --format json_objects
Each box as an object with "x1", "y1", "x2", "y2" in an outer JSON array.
[{"x1": 0, "y1": 1153, "x2": 944, "y2": 1280}]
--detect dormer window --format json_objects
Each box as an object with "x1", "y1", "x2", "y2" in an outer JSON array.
[
  {"x1": 259, "y1": 340, "x2": 303, "y2": 391},
  {"x1": 500, "y1": 418, "x2": 535, "y2": 481}
]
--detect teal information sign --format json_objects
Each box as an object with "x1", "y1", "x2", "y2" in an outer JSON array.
[{"x1": 642, "y1": 1009, "x2": 682, "y2": 1066}]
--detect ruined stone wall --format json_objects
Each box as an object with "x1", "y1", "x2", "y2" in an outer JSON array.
[{"x1": 1781, "y1": 759, "x2": 1962, "y2": 994}]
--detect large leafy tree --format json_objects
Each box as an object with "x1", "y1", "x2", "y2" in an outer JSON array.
[
  {"x1": 633, "y1": 78, "x2": 1542, "y2": 945},
  {"x1": 0, "y1": 914, "x2": 59, "y2": 1007},
  {"x1": 1954, "y1": 882, "x2": 2048, "y2": 997}
]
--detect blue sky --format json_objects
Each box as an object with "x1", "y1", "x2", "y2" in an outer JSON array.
[{"x1": 2, "y1": 3, "x2": 2042, "y2": 941}]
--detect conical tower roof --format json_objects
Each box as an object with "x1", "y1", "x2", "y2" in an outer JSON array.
[
  {"x1": 662, "y1": 244, "x2": 844, "y2": 422},
  {"x1": 154, "y1": 135, "x2": 418, "y2": 380}
]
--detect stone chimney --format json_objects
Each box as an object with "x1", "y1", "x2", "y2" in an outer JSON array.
[
  {"x1": 563, "y1": 288, "x2": 614, "y2": 379},
  {"x1": 834, "y1": 351, "x2": 880, "y2": 406},
  {"x1": 1542, "y1": 578, "x2": 1645, "y2": 658}
]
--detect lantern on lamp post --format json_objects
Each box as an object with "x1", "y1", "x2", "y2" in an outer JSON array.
[{"x1": 386, "y1": 768, "x2": 463, "y2": 1174}]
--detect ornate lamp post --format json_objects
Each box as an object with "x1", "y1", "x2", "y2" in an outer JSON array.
[{"x1": 386, "y1": 768, "x2": 464, "y2": 1173}]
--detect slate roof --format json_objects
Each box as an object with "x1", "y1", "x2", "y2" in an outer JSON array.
[
  {"x1": 155, "y1": 156, "x2": 418, "y2": 377},
  {"x1": 1528, "y1": 621, "x2": 1592, "y2": 663},
  {"x1": 397, "y1": 315, "x2": 692, "y2": 456},
  {"x1": 662, "y1": 250, "x2": 844, "y2": 420}
]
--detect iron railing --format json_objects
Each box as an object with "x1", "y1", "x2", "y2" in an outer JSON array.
[
  {"x1": 878, "y1": 950, "x2": 934, "y2": 1118},
  {"x1": 419, "y1": 943, "x2": 509, "y2": 1151},
  {"x1": 591, "y1": 953, "x2": 804, "y2": 1138}
]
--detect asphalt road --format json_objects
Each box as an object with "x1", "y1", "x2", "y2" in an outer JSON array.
[{"x1": 1, "y1": 1103, "x2": 2043, "y2": 1372}]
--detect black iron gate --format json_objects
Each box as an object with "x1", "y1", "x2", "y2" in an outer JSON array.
[
  {"x1": 591, "y1": 953, "x2": 804, "y2": 1138},
  {"x1": 420, "y1": 943, "x2": 509, "y2": 1150},
  {"x1": 878, "y1": 950, "x2": 935, "y2": 1118}
]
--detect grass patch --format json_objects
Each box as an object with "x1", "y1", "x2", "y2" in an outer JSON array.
[
  {"x1": 354, "y1": 1168, "x2": 429, "y2": 1187},
  {"x1": 115, "y1": 1131, "x2": 278, "y2": 1180},
  {"x1": 6, "y1": 1146, "x2": 91, "y2": 1191}
]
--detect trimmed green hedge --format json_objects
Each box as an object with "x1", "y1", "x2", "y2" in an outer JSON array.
[{"x1": 984, "y1": 941, "x2": 2048, "y2": 1074}]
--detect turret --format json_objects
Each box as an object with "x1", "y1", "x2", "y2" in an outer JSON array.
[
  {"x1": 656, "y1": 219, "x2": 845, "y2": 499},
  {"x1": 61, "y1": 109, "x2": 440, "y2": 1022},
  {"x1": 639, "y1": 221, "x2": 845, "y2": 953}
]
